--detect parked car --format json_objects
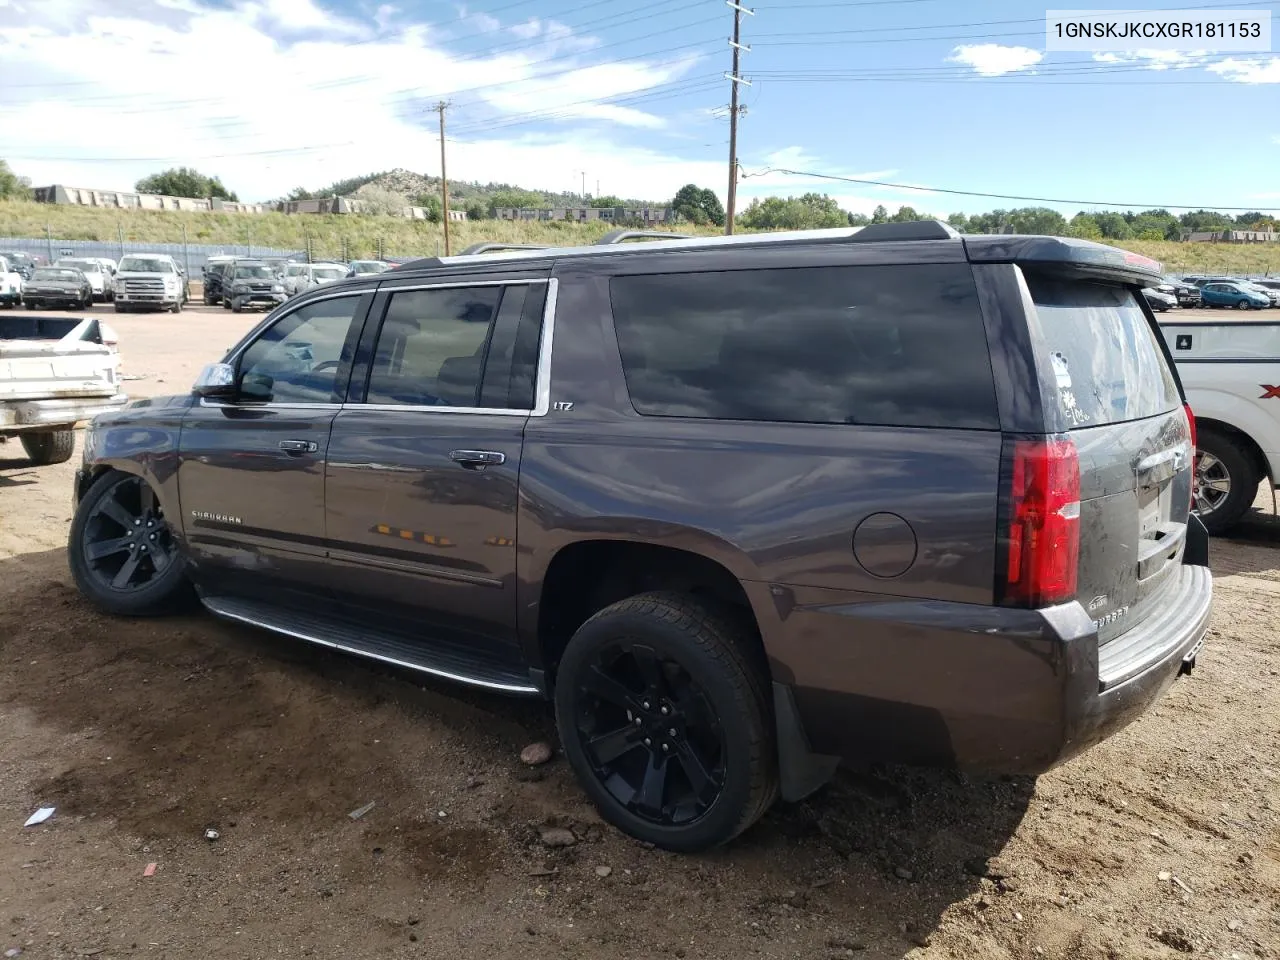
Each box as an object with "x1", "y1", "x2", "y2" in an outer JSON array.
[
  {"x1": 221, "y1": 260, "x2": 287, "y2": 313},
  {"x1": 0, "y1": 256, "x2": 23, "y2": 308},
  {"x1": 1162, "y1": 278, "x2": 1202, "y2": 307},
  {"x1": 22, "y1": 266, "x2": 93, "y2": 309},
  {"x1": 1161, "y1": 316, "x2": 1280, "y2": 531},
  {"x1": 202, "y1": 256, "x2": 238, "y2": 305},
  {"x1": 1143, "y1": 287, "x2": 1177, "y2": 312},
  {"x1": 283, "y1": 262, "x2": 348, "y2": 297},
  {"x1": 67, "y1": 222, "x2": 1212, "y2": 852},
  {"x1": 54, "y1": 258, "x2": 112, "y2": 302},
  {"x1": 0, "y1": 251, "x2": 37, "y2": 280},
  {"x1": 113, "y1": 254, "x2": 186, "y2": 313},
  {"x1": 346, "y1": 259, "x2": 390, "y2": 278},
  {"x1": 0, "y1": 314, "x2": 126, "y2": 465},
  {"x1": 263, "y1": 257, "x2": 295, "y2": 278},
  {"x1": 1199, "y1": 281, "x2": 1270, "y2": 310},
  {"x1": 1241, "y1": 281, "x2": 1280, "y2": 307}
]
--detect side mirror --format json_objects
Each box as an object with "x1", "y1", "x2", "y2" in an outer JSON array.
[{"x1": 192, "y1": 362, "x2": 237, "y2": 400}]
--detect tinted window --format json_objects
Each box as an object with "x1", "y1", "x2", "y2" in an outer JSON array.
[
  {"x1": 609, "y1": 265, "x2": 998, "y2": 429},
  {"x1": 366, "y1": 287, "x2": 501, "y2": 407},
  {"x1": 237, "y1": 296, "x2": 362, "y2": 403},
  {"x1": 1026, "y1": 275, "x2": 1179, "y2": 429}
]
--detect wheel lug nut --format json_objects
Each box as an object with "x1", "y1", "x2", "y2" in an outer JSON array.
[
  {"x1": 660, "y1": 706, "x2": 669, "y2": 715},
  {"x1": 643, "y1": 738, "x2": 652, "y2": 746},
  {"x1": 634, "y1": 717, "x2": 643, "y2": 726},
  {"x1": 668, "y1": 728, "x2": 677, "y2": 737},
  {"x1": 661, "y1": 743, "x2": 669, "y2": 753},
  {"x1": 642, "y1": 701, "x2": 651, "y2": 710},
  {"x1": 134, "y1": 519, "x2": 141, "y2": 526}
]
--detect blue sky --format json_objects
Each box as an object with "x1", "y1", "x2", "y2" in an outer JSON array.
[{"x1": 0, "y1": 0, "x2": 1276, "y2": 215}]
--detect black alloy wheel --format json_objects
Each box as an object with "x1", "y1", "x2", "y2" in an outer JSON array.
[
  {"x1": 79, "y1": 474, "x2": 179, "y2": 593},
  {"x1": 572, "y1": 641, "x2": 728, "y2": 828}
]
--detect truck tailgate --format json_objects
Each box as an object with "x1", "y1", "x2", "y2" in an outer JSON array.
[{"x1": 0, "y1": 317, "x2": 121, "y2": 401}]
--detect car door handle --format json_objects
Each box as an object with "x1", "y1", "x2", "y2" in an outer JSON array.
[
  {"x1": 278, "y1": 439, "x2": 318, "y2": 454},
  {"x1": 449, "y1": 449, "x2": 505, "y2": 467}
]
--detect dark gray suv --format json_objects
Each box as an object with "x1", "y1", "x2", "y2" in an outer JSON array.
[{"x1": 67, "y1": 221, "x2": 1213, "y2": 851}]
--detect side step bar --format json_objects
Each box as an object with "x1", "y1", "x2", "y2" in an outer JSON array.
[{"x1": 201, "y1": 595, "x2": 541, "y2": 696}]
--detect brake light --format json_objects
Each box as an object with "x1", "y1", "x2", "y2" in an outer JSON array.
[
  {"x1": 1004, "y1": 438, "x2": 1080, "y2": 607},
  {"x1": 1183, "y1": 402, "x2": 1196, "y2": 451}
]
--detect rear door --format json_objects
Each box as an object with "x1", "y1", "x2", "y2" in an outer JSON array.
[{"x1": 1022, "y1": 273, "x2": 1191, "y2": 645}]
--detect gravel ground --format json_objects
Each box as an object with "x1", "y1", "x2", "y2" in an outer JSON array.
[{"x1": 1, "y1": 305, "x2": 1277, "y2": 960}]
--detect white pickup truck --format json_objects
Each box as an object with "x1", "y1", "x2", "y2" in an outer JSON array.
[
  {"x1": 0, "y1": 315, "x2": 128, "y2": 464},
  {"x1": 1160, "y1": 317, "x2": 1280, "y2": 533}
]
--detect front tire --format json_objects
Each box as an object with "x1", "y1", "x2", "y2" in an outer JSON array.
[
  {"x1": 68, "y1": 470, "x2": 190, "y2": 616},
  {"x1": 1194, "y1": 429, "x2": 1259, "y2": 534},
  {"x1": 20, "y1": 429, "x2": 76, "y2": 465},
  {"x1": 1237, "y1": 299, "x2": 1251, "y2": 310},
  {"x1": 554, "y1": 592, "x2": 777, "y2": 852}
]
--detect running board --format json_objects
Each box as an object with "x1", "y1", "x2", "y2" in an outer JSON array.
[{"x1": 201, "y1": 595, "x2": 541, "y2": 695}]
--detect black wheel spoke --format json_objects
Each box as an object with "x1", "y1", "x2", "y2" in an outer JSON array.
[
  {"x1": 674, "y1": 740, "x2": 719, "y2": 803},
  {"x1": 111, "y1": 553, "x2": 142, "y2": 589},
  {"x1": 97, "y1": 495, "x2": 136, "y2": 531},
  {"x1": 633, "y1": 754, "x2": 669, "y2": 818},
  {"x1": 85, "y1": 536, "x2": 132, "y2": 562},
  {"x1": 149, "y1": 545, "x2": 172, "y2": 574},
  {"x1": 631, "y1": 645, "x2": 668, "y2": 698},
  {"x1": 582, "y1": 664, "x2": 638, "y2": 711},
  {"x1": 587, "y1": 724, "x2": 643, "y2": 765}
]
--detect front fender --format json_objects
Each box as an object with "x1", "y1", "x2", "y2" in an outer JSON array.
[{"x1": 78, "y1": 395, "x2": 194, "y2": 543}]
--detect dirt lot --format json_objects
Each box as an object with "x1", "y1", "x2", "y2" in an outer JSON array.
[{"x1": 1, "y1": 305, "x2": 1278, "y2": 960}]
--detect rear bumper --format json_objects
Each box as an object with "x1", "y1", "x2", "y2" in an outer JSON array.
[
  {"x1": 761, "y1": 561, "x2": 1213, "y2": 780},
  {"x1": 0, "y1": 393, "x2": 129, "y2": 431}
]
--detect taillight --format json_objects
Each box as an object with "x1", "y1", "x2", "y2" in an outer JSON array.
[
  {"x1": 1183, "y1": 402, "x2": 1196, "y2": 451},
  {"x1": 1004, "y1": 437, "x2": 1080, "y2": 607}
]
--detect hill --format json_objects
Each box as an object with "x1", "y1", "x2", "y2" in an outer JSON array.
[
  {"x1": 287, "y1": 167, "x2": 661, "y2": 210},
  {"x1": 3, "y1": 199, "x2": 1279, "y2": 274}
]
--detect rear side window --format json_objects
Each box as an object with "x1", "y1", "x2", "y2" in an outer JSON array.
[
  {"x1": 609, "y1": 264, "x2": 998, "y2": 429},
  {"x1": 1026, "y1": 275, "x2": 1179, "y2": 429}
]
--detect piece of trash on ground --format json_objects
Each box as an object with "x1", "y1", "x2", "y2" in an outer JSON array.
[
  {"x1": 23, "y1": 807, "x2": 55, "y2": 827},
  {"x1": 143, "y1": 863, "x2": 158, "y2": 877},
  {"x1": 348, "y1": 801, "x2": 376, "y2": 821},
  {"x1": 203, "y1": 828, "x2": 220, "y2": 841}
]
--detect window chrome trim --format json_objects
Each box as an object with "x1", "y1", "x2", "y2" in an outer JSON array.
[
  {"x1": 198, "y1": 398, "x2": 343, "y2": 410},
  {"x1": 532, "y1": 278, "x2": 558, "y2": 417},
  {"x1": 377, "y1": 278, "x2": 548, "y2": 292},
  {"x1": 347, "y1": 403, "x2": 530, "y2": 416}
]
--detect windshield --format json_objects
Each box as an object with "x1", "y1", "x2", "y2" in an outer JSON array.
[
  {"x1": 234, "y1": 265, "x2": 274, "y2": 279},
  {"x1": 1028, "y1": 275, "x2": 1179, "y2": 429},
  {"x1": 119, "y1": 257, "x2": 175, "y2": 273},
  {"x1": 33, "y1": 269, "x2": 81, "y2": 282},
  {"x1": 351, "y1": 261, "x2": 386, "y2": 274},
  {"x1": 314, "y1": 268, "x2": 346, "y2": 280},
  {"x1": 58, "y1": 259, "x2": 99, "y2": 273}
]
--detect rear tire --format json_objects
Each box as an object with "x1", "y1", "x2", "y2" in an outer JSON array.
[
  {"x1": 1194, "y1": 429, "x2": 1259, "y2": 534},
  {"x1": 554, "y1": 591, "x2": 777, "y2": 852},
  {"x1": 20, "y1": 429, "x2": 76, "y2": 465},
  {"x1": 68, "y1": 470, "x2": 191, "y2": 616}
]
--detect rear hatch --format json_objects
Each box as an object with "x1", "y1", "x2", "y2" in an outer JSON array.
[{"x1": 1023, "y1": 274, "x2": 1192, "y2": 645}]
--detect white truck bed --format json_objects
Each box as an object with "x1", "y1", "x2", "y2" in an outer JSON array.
[{"x1": 0, "y1": 316, "x2": 128, "y2": 432}]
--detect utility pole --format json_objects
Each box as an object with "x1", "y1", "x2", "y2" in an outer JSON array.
[
  {"x1": 434, "y1": 101, "x2": 452, "y2": 256},
  {"x1": 725, "y1": 1, "x2": 753, "y2": 235}
]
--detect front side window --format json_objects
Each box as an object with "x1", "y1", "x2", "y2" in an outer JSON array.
[
  {"x1": 609, "y1": 264, "x2": 999, "y2": 429},
  {"x1": 366, "y1": 287, "x2": 501, "y2": 407},
  {"x1": 236, "y1": 296, "x2": 362, "y2": 403}
]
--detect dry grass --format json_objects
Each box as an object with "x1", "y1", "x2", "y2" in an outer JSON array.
[{"x1": 3, "y1": 199, "x2": 1278, "y2": 274}]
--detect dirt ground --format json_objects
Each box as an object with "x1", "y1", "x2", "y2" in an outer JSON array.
[{"x1": 1, "y1": 305, "x2": 1277, "y2": 960}]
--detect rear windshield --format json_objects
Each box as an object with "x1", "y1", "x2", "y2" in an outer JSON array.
[{"x1": 1027, "y1": 275, "x2": 1179, "y2": 429}]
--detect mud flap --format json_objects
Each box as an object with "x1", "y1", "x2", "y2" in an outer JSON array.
[{"x1": 772, "y1": 682, "x2": 840, "y2": 802}]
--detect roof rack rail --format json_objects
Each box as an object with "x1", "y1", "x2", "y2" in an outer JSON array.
[
  {"x1": 457, "y1": 242, "x2": 553, "y2": 256},
  {"x1": 849, "y1": 220, "x2": 960, "y2": 243},
  {"x1": 596, "y1": 230, "x2": 696, "y2": 245}
]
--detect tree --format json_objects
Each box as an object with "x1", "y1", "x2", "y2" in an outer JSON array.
[
  {"x1": 487, "y1": 189, "x2": 544, "y2": 216},
  {"x1": 739, "y1": 193, "x2": 847, "y2": 231},
  {"x1": 1067, "y1": 213, "x2": 1103, "y2": 240},
  {"x1": 1235, "y1": 211, "x2": 1270, "y2": 227},
  {"x1": 465, "y1": 199, "x2": 487, "y2": 221},
  {"x1": 589, "y1": 195, "x2": 626, "y2": 208},
  {"x1": 946, "y1": 212, "x2": 970, "y2": 232},
  {"x1": 287, "y1": 186, "x2": 314, "y2": 201},
  {"x1": 135, "y1": 166, "x2": 238, "y2": 201},
  {"x1": 352, "y1": 183, "x2": 407, "y2": 216},
  {"x1": 0, "y1": 160, "x2": 31, "y2": 200},
  {"x1": 1091, "y1": 211, "x2": 1133, "y2": 240},
  {"x1": 417, "y1": 194, "x2": 442, "y2": 223},
  {"x1": 1179, "y1": 209, "x2": 1234, "y2": 233},
  {"x1": 671, "y1": 184, "x2": 725, "y2": 227},
  {"x1": 870, "y1": 204, "x2": 889, "y2": 224},
  {"x1": 848, "y1": 212, "x2": 871, "y2": 227}
]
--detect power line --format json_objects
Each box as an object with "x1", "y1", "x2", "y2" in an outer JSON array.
[{"x1": 739, "y1": 167, "x2": 1277, "y2": 212}]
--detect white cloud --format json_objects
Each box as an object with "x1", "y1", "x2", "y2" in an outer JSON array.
[
  {"x1": 947, "y1": 44, "x2": 1043, "y2": 77},
  {"x1": 0, "y1": 0, "x2": 714, "y2": 200},
  {"x1": 1092, "y1": 49, "x2": 1210, "y2": 70},
  {"x1": 1208, "y1": 57, "x2": 1280, "y2": 84},
  {"x1": 509, "y1": 18, "x2": 542, "y2": 40}
]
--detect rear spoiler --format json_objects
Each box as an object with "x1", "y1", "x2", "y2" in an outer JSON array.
[{"x1": 964, "y1": 235, "x2": 1163, "y2": 287}]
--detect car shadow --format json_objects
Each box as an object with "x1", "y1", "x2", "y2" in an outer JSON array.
[{"x1": 0, "y1": 456, "x2": 39, "y2": 485}]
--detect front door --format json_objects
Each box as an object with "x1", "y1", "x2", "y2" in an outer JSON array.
[
  {"x1": 324, "y1": 278, "x2": 549, "y2": 667},
  {"x1": 177, "y1": 292, "x2": 370, "y2": 602}
]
